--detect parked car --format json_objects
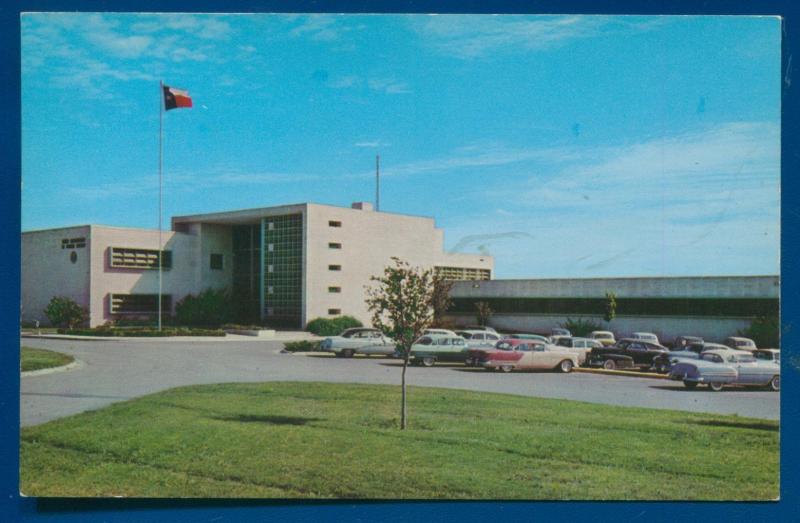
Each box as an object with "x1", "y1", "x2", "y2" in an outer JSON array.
[
  {"x1": 651, "y1": 342, "x2": 736, "y2": 374},
  {"x1": 468, "y1": 339, "x2": 579, "y2": 373},
  {"x1": 554, "y1": 337, "x2": 604, "y2": 364},
  {"x1": 588, "y1": 331, "x2": 616, "y2": 346},
  {"x1": 631, "y1": 332, "x2": 660, "y2": 345},
  {"x1": 319, "y1": 328, "x2": 395, "y2": 358},
  {"x1": 409, "y1": 334, "x2": 469, "y2": 366},
  {"x1": 551, "y1": 327, "x2": 572, "y2": 337},
  {"x1": 455, "y1": 330, "x2": 502, "y2": 349},
  {"x1": 423, "y1": 328, "x2": 460, "y2": 337},
  {"x1": 464, "y1": 325, "x2": 498, "y2": 334},
  {"x1": 504, "y1": 333, "x2": 551, "y2": 343},
  {"x1": 669, "y1": 349, "x2": 780, "y2": 391},
  {"x1": 549, "y1": 334, "x2": 571, "y2": 345},
  {"x1": 585, "y1": 338, "x2": 668, "y2": 370},
  {"x1": 723, "y1": 336, "x2": 757, "y2": 352},
  {"x1": 753, "y1": 349, "x2": 780, "y2": 363},
  {"x1": 671, "y1": 335, "x2": 704, "y2": 350}
]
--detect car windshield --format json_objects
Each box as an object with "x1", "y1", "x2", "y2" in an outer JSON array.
[
  {"x1": 701, "y1": 353, "x2": 723, "y2": 363},
  {"x1": 736, "y1": 355, "x2": 756, "y2": 363},
  {"x1": 595, "y1": 333, "x2": 612, "y2": 339},
  {"x1": 496, "y1": 342, "x2": 513, "y2": 351}
]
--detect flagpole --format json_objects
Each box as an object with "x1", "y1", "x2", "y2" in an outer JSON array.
[{"x1": 158, "y1": 80, "x2": 164, "y2": 332}]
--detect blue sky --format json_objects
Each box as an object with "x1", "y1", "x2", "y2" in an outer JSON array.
[{"x1": 21, "y1": 13, "x2": 780, "y2": 278}]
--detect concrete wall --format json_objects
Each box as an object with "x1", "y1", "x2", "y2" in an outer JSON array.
[
  {"x1": 196, "y1": 223, "x2": 234, "y2": 293},
  {"x1": 88, "y1": 226, "x2": 199, "y2": 326},
  {"x1": 304, "y1": 203, "x2": 493, "y2": 327},
  {"x1": 21, "y1": 226, "x2": 92, "y2": 326}
]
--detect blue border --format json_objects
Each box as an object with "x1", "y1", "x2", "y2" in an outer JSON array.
[{"x1": 4, "y1": 1, "x2": 798, "y2": 521}]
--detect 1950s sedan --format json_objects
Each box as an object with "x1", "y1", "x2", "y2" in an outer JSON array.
[
  {"x1": 468, "y1": 339, "x2": 579, "y2": 373},
  {"x1": 319, "y1": 328, "x2": 396, "y2": 358},
  {"x1": 669, "y1": 349, "x2": 780, "y2": 391},
  {"x1": 408, "y1": 334, "x2": 469, "y2": 366}
]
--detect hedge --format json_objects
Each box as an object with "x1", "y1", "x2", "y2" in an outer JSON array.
[
  {"x1": 305, "y1": 316, "x2": 363, "y2": 336},
  {"x1": 57, "y1": 327, "x2": 226, "y2": 337}
]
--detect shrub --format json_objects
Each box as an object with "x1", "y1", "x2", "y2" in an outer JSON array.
[
  {"x1": 561, "y1": 318, "x2": 604, "y2": 337},
  {"x1": 283, "y1": 340, "x2": 320, "y2": 352},
  {"x1": 738, "y1": 316, "x2": 780, "y2": 348},
  {"x1": 474, "y1": 301, "x2": 493, "y2": 326},
  {"x1": 44, "y1": 296, "x2": 89, "y2": 329},
  {"x1": 174, "y1": 289, "x2": 233, "y2": 327},
  {"x1": 221, "y1": 324, "x2": 270, "y2": 331},
  {"x1": 305, "y1": 315, "x2": 363, "y2": 336},
  {"x1": 56, "y1": 327, "x2": 225, "y2": 337}
]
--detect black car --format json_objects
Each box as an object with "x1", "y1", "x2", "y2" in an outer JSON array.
[
  {"x1": 671, "y1": 335, "x2": 704, "y2": 350},
  {"x1": 585, "y1": 338, "x2": 668, "y2": 370},
  {"x1": 651, "y1": 342, "x2": 707, "y2": 373}
]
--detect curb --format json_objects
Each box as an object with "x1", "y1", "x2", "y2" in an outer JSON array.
[
  {"x1": 574, "y1": 367, "x2": 669, "y2": 379},
  {"x1": 22, "y1": 359, "x2": 84, "y2": 377}
]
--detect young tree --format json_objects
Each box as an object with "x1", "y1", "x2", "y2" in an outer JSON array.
[
  {"x1": 365, "y1": 257, "x2": 435, "y2": 430},
  {"x1": 430, "y1": 274, "x2": 454, "y2": 327},
  {"x1": 604, "y1": 292, "x2": 617, "y2": 324},
  {"x1": 474, "y1": 301, "x2": 493, "y2": 327}
]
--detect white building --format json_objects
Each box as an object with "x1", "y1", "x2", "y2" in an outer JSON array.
[{"x1": 21, "y1": 202, "x2": 493, "y2": 328}]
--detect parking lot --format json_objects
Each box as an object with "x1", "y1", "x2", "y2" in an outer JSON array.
[{"x1": 20, "y1": 337, "x2": 780, "y2": 426}]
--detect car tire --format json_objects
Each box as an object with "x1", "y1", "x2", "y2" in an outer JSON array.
[
  {"x1": 499, "y1": 364, "x2": 513, "y2": 373},
  {"x1": 341, "y1": 349, "x2": 355, "y2": 358},
  {"x1": 603, "y1": 359, "x2": 616, "y2": 371},
  {"x1": 708, "y1": 382, "x2": 724, "y2": 392},
  {"x1": 683, "y1": 380, "x2": 698, "y2": 390},
  {"x1": 559, "y1": 360, "x2": 573, "y2": 373},
  {"x1": 421, "y1": 356, "x2": 435, "y2": 367},
  {"x1": 769, "y1": 376, "x2": 780, "y2": 391},
  {"x1": 655, "y1": 362, "x2": 667, "y2": 374}
]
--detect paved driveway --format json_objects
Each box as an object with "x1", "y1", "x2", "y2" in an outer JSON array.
[{"x1": 20, "y1": 337, "x2": 780, "y2": 426}]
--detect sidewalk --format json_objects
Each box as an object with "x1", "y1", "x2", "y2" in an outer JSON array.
[{"x1": 21, "y1": 331, "x2": 322, "y2": 342}]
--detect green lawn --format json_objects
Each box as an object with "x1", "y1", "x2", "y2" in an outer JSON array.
[
  {"x1": 20, "y1": 346, "x2": 74, "y2": 372},
  {"x1": 20, "y1": 382, "x2": 778, "y2": 499}
]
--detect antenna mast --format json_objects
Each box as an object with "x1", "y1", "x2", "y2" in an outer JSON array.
[{"x1": 375, "y1": 154, "x2": 380, "y2": 211}]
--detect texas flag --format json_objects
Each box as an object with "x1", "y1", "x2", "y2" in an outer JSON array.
[{"x1": 163, "y1": 85, "x2": 193, "y2": 111}]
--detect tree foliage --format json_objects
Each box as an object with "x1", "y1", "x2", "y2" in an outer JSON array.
[
  {"x1": 604, "y1": 292, "x2": 617, "y2": 323},
  {"x1": 365, "y1": 258, "x2": 436, "y2": 429},
  {"x1": 44, "y1": 296, "x2": 89, "y2": 328},
  {"x1": 561, "y1": 317, "x2": 604, "y2": 337},
  {"x1": 430, "y1": 275, "x2": 454, "y2": 327},
  {"x1": 738, "y1": 316, "x2": 780, "y2": 348},
  {"x1": 174, "y1": 288, "x2": 233, "y2": 327},
  {"x1": 474, "y1": 301, "x2": 493, "y2": 326},
  {"x1": 305, "y1": 316, "x2": 363, "y2": 336}
]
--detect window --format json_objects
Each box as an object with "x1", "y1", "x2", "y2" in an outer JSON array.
[
  {"x1": 328, "y1": 286, "x2": 341, "y2": 293},
  {"x1": 268, "y1": 286, "x2": 274, "y2": 295},
  {"x1": 267, "y1": 222, "x2": 274, "y2": 231},
  {"x1": 110, "y1": 294, "x2": 171, "y2": 314},
  {"x1": 109, "y1": 247, "x2": 171, "y2": 269},
  {"x1": 328, "y1": 264, "x2": 341, "y2": 271},
  {"x1": 210, "y1": 253, "x2": 224, "y2": 270},
  {"x1": 268, "y1": 243, "x2": 274, "y2": 252},
  {"x1": 328, "y1": 308, "x2": 341, "y2": 315},
  {"x1": 328, "y1": 220, "x2": 342, "y2": 228},
  {"x1": 328, "y1": 242, "x2": 342, "y2": 249}
]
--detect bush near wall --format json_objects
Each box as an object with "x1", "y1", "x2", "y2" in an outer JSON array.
[
  {"x1": 561, "y1": 318, "x2": 604, "y2": 337},
  {"x1": 305, "y1": 316, "x2": 363, "y2": 336},
  {"x1": 57, "y1": 327, "x2": 226, "y2": 337},
  {"x1": 174, "y1": 289, "x2": 233, "y2": 327},
  {"x1": 738, "y1": 316, "x2": 780, "y2": 348},
  {"x1": 44, "y1": 296, "x2": 89, "y2": 329}
]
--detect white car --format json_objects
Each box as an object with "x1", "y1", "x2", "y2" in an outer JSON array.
[
  {"x1": 423, "y1": 328, "x2": 460, "y2": 337},
  {"x1": 589, "y1": 330, "x2": 616, "y2": 346},
  {"x1": 319, "y1": 328, "x2": 396, "y2": 358},
  {"x1": 631, "y1": 332, "x2": 660, "y2": 344},
  {"x1": 723, "y1": 336, "x2": 757, "y2": 352},
  {"x1": 455, "y1": 329, "x2": 502, "y2": 349}
]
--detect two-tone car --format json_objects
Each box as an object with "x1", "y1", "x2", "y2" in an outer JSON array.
[
  {"x1": 468, "y1": 339, "x2": 579, "y2": 373},
  {"x1": 409, "y1": 334, "x2": 469, "y2": 367},
  {"x1": 319, "y1": 328, "x2": 396, "y2": 358},
  {"x1": 585, "y1": 338, "x2": 668, "y2": 370},
  {"x1": 553, "y1": 336, "x2": 604, "y2": 365},
  {"x1": 669, "y1": 349, "x2": 780, "y2": 391},
  {"x1": 651, "y1": 342, "x2": 735, "y2": 374},
  {"x1": 504, "y1": 333, "x2": 551, "y2": 343}
]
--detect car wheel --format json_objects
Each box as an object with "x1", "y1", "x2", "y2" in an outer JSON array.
[
  {"x1": 499, "y1": 364, "x2": 513, "y2": 373},
  {"x1": 421, "y1": 356, "x2": 435, "y2": 367},
  {"x1": 559, "y1": 360, "x2": 573, "y2": 373},
  {"x1": 708, "y1": 382, "x2": 724, "y2": 392},
  {"x1": 683, "y1": 380, "x2": 697, "y2": 390},
  {"x1": 603, "y1": 359, "x2": 616, "y2": 370},
  {"x1": 342, "y1": 349, "x2": 355, "y2": 358},
  {"x1": 655, "y1": 362, "x2": 667, "y2": 374},
  {"x1": 769, "y1": 376, "x2": 780, "y2": 391}
]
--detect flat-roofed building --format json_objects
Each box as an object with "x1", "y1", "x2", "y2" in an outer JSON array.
[{"x1": 21, "y1": 202, "x2": 493, "y2": 328}]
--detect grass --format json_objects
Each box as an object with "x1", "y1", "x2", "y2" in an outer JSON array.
[
  {"x1": 20, "y1": 382, "x2": 778, "y2": 500},
  {"x1": 21, "y1": 346, "x2": 74, "y2": 372}
]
